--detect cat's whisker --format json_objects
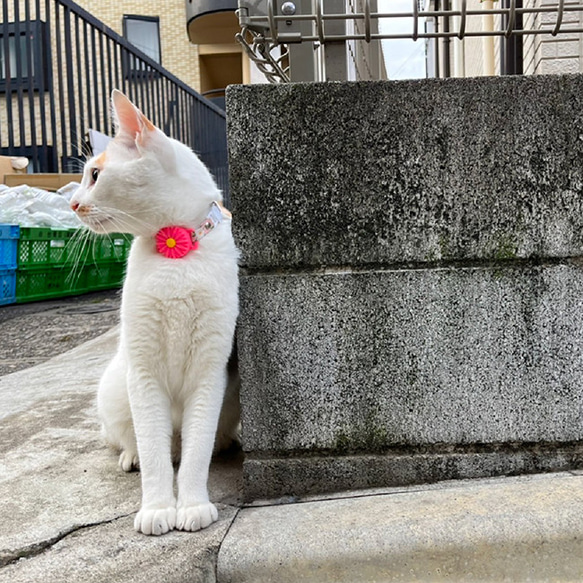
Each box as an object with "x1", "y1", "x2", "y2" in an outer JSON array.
[
  {"x1": 74, "y1": 228, "x2": 92, "y2": 283},
  {"x1": 70, "y1": 129, "x2": 94, "y2": 163},
  {"x1": 66, "y1": 227, "x2": 91, "y2": 286},
  {"x1": 95, "y1": 210, "x2": 139, "y2": 233},
  {"x1": 66, "y1": 227, "x2": 87, "y2": 273}
]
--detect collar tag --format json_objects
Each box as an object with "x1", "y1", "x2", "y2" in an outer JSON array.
[{"x1": 193, "y1": 201, "x2": 230, "y2": 241}]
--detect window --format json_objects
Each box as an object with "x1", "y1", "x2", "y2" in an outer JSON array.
[
  {"x1": 123, "y1": 15, "x2": 161, "y2": 65},
  {"x1": 0, "y1": 20, "x2": 49, "y2": 91},
  {"x1": 500, "y1": 0, "x2": 523, "y2": 75}
]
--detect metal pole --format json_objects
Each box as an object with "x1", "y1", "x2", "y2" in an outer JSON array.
[
  {"x1": 452, "y1": 0, "x2": 466, "y2": 77},
  {"x1": 288, "y1": 0, "x2": 317, "y2": 81},
  {"x1": 323, "y1": 0, "x2": 348, "y2": 80}
]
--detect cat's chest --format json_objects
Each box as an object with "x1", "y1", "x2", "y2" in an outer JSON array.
[{"x1": 124, "y1": 245, "x2": 213, "y2": 299}]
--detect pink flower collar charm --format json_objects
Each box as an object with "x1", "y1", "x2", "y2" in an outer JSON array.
[
  {"x1": 155, "y1": 226, "x2": 198, "y2": 259},
  {"x1": 154, "y1": 201, "x2": 230, "y2": 259}
]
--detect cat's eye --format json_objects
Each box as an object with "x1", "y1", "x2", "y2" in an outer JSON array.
[{"x1": 91, "y1": 167, "x2": 100, "y2": 183}]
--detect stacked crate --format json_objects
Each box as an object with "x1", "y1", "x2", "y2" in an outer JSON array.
[
  {"x1": 0, "y1": 225, "x2": 19, "y2": 305},
  {"x1": 0, "y1": 226, "x2": 132, "y2": 305},
  {"x1": 16, "y1": 227, "x2": 132, "y2": 303}
]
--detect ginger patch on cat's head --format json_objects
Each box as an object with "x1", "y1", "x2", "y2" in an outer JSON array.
[
  {"x1": 94, "y1": 151, "x2": 107, "y2": 169},
  {"x1": 86, "y1": 151, "x2": 107, "y2": 187}
]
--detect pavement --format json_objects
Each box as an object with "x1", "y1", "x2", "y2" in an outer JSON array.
[{"x1": 2, "y1": 292, "x2": 583, "y2": 582}]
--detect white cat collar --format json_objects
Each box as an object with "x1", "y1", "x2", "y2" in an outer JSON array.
[{"x1": 155, "y1": 202, "x2": 231, "y2": 259}]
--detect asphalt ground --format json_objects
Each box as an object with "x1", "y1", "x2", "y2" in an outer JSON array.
[{"x1": 0, "y1": 289, "x2": 121, "y2": 376}]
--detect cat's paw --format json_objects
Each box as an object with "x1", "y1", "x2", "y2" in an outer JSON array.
[
  {"x1": 134, "y1": 506, "x2": 176, "y2": 536},
  {"x1": 119, "y1": 450, "x2": 139, "y2": 472},
  {"x1": 176, "y1": 502, "x2": 218, "y2": 532}
]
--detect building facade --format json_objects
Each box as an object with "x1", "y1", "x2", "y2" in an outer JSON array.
[
  {"x1": 1, "y1": 0, "x2": 227, "y2": 182},
  {"x1": 426, "y1": 0, "x2": 583, "y2": 78},
  {"x1": 76, "y1": 0, "x2": 202, "y2": 92}
]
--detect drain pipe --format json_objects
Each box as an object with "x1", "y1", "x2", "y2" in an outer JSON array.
[
  {"x1": 442, "y1": 0, "x2": 451, "y2": 77},
  {"x1": 482, "y1": 0, "x2": 495, "y2": 75}
]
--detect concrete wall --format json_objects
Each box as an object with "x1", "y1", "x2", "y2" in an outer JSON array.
[{"x1": 227, "y1": 75, "x2": 583, "y2": 501}]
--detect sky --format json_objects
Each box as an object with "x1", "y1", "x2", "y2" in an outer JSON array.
[{"x1": 377, "y1": 0, "x2": 427, "y2": 79}]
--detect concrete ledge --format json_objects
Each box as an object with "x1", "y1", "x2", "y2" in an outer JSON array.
[
  {"x1": 227, "y1": 76, "x2": 583, "y2": 270},
  {"x1": 238, "y1": 265, "x2": 583, "y2": 452},
  {"x1": 218, "y1": 473, "x2": 583, "y2": 582},
  {"x1": 228, "y1": 76, "x2": 583, "y2": 500},
  {"x1": 243, "y1": 445, "x2": 583, "y2": 501}
]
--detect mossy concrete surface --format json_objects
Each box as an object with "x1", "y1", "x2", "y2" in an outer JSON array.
[
  {"x1": 228, "y1": 76, "x2": 583, "y2": 270},
  {"x1": 227, "y1": 76, "x2": 583, "y2": 500}
]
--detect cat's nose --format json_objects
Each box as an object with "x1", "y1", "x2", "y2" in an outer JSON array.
[{"x1": 70, "y1": 201, "x2": 80, "y2": 212}]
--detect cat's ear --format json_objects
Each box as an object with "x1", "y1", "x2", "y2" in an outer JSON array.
[
  {"x1": 111, "y1": 89, "x2": 156, "y2": 148},
  {"x1": 111, "y1": 89, "x2": 175, "y2": 170}
]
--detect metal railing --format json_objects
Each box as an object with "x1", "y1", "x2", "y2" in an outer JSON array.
[
  {"x1": 237, "y1": 0, "x2": 583, "y2": 82},
  {"x1": 1, "y1": 0, "x2": 229, "y2": 200}
]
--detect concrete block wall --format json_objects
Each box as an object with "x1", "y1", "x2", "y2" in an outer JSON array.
[{"x1": 227, "y1": 75, "x2": 583, "y2": 501}]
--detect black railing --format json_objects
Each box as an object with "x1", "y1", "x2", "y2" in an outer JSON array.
[{"x1": 0, "y1": 0, "x2": 229, "y2": 202}]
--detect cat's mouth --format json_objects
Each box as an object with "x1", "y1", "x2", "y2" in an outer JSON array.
[{"x1": 79, "y1": 213, "x2": 115, "y2": 233}]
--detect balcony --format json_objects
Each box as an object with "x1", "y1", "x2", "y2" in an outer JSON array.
[{"x1": 186, "y1": 0, "x2": 238, "y2": 44}]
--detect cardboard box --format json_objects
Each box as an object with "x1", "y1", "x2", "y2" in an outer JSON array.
[{"x1": 3, "y1": 173, "x2": 82, "y2": 191}]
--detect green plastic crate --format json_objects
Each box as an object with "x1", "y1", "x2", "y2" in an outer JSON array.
[
  {"x1": 85, "y1": 233, "x2": 133, "y2": 264},
  {"x1": 15, "y1": 260, "x2": 126, "y2": 303},
  {"x1": 16, "y1": 265, "x2": 88, "y2": 303},
  {"x1": 18, "y1": 227, "x2": 79, "y2": 268},
  {"x1": 17, "y1": 228, "x2": 132, "y2": 269},
  {"x1": 14, "y1": 228, "x2": 132, "y2": 303},
  {"x1": 84, "y1": 262, "x2": 126, "y2": 291}
]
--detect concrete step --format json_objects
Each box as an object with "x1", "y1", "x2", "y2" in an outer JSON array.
[{"x1": 218, "y1": 472, "x2": 583, "y2": 582}]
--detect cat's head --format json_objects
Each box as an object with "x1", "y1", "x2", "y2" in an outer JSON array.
[{"x1": 70, "y1": 90, "x2": 221, "y2": 237}]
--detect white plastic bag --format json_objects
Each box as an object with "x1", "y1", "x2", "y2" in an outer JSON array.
[{"x1": 0, "y1": 183, "x2": 82, "y2": 228}]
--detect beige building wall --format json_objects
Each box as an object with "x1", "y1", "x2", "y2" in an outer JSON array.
[
  {"x1": 346, "y1": 0, "x2": 388, "y2": 81},
  {"x1": 431, "y1": 0, "x2": 503, "y2": 78},
  {"x1": 77, "y1": 0, "x2": 201, "y2": 92},
  {"x1": 453, "y1": 0, "x2": 496, "y2": 77},
  {"x1": 523, "y1": 0, "x2": 583, "y2": 75}
]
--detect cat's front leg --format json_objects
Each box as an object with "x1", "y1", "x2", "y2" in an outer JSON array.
[
  {"x1": 127, "y1": 369, "x2": 176, "y2": 535},
  {"x1": 176, "y1": 367, "x2": 227, "y2": 531}
]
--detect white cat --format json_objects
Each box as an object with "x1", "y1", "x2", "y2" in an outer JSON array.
[{"x1": 70, "y1": 90, "x2": 240, "y2": 535}]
